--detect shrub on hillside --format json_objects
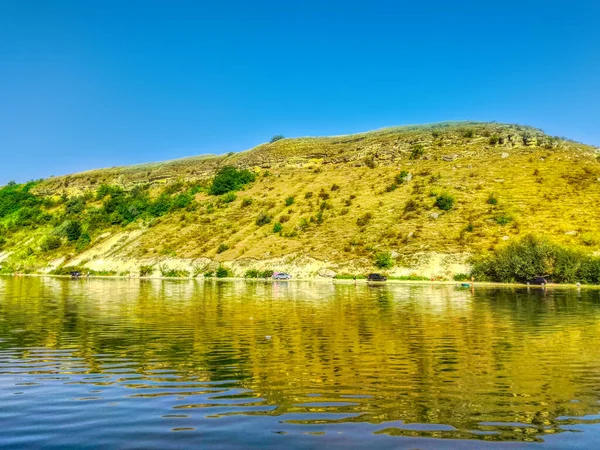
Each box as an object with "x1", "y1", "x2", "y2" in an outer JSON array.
[
  {"x1": 495, "y1": 213, "x2": 513, "y2": 226},
  {"x1": 453, "y1": 273, "x2": 470, "y2": 281},
  {"x1": 220, "y1": 192, "x2": 237, "y2": 204},
  {"x1": 374, "y1": 251, "x2": 394, "y2": 269},
  {"x1": 64, "y1": 220, "x2": 82, "y2": 242},
  {"x1": 41, "y1": 235, "x2": 62, "y2": 252},
  {"x1": 471, "y1": 235, "x2": 600, "y2": 284},
  {"x1": 461, "y1": 128, "x2": 475, "y2": 138},
  {"x1": 139, "y1": 265, "x2": 154, "y2": 277},
  {"x1": 96, "y1": 184, "x2": 124, "y2": 200},
  {"x1": 270, "y1": 135, "x2": 284, "y2": 143},
  {"x1": 216, "y1": 266, "x2": 232, "y2": 278},
  {"x1": 217, "y1": 243, "x2": 230, "y2": 254},
  {"x1": 0, "y1": 182, "x2": 41, "y2": 220},
  {"x1": 171, "y1": 193, "x2": 193, "y2": 210},
  {"x1": 255, "y1": 212, "x2": 272, "y2": 226},
  {"x1": 65, "y1": 196, "x2": 86, "y2": 215},
  {"x1": 395, "y1": 171, "x2": 410, "y2": 184},
  {"x1": 273, "y1": 222, "x2": 283, "y2": 233},
  {"x1": 318, "y1": 189, "x2": 329, "y2": 200},
  {"x1": 487, "y1": 193, "x2": 498, "y2": 205},
  {"x1": 356, "y1": 212, "x2": 373, "y2": 227},
  {"x1": 76, "y1": 233, "x2": 91, "y2": 251},
  {"x1": 404, "y1": 199, "x2": 418, "y2": 213},
  {"x1": 435, "y1": 193, "x2": 455, "y2": 211},
  {"x1": 409, "y1": 144, "x2": 424, "y2": 160},
  {"x1": 149, "y1": 194, "x2": 172, "y2": 217},
  {"x1": 285, "y1": 196, "x2": 295, "y2": 206},
  {"x1": 245, "y1": 269, "x2": 272, "y2": 278},
  {"x1": 209, "y1": 166, "x2": 256, "y2": 195},
  {"x1": 241, "y1": 197, "x2": 253, "y2": 207}
]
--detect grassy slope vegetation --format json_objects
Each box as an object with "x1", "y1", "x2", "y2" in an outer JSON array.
[{"x1": 1, "y1": 121, "x2": 599, "y2": 281}]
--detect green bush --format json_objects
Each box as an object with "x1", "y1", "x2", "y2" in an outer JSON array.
[
  {"x1": 259, "y1": 269, "x2": 274, "y2": 278},
  {"x1": 395, "y1": 171, "x2": 410, "y2": 184},
  {"x1": 495, "y1": 213, "x2": 513, "y2": 226},
  {"x1": 404, "y1": 199, "x2": 418, "y2": 213},
  {"x1": 374, "y1": 251, "x2": 394, "y2": 269},
  {"x1": 285, "y1": 196, "x2": 295, "y2": 206},
  {"x1": 385, "y1": 183, "x2": 398, "y2": 192},
  {"x1": 461, "y1": 128, "x2": 475, "y2": 138},
  {"x1": 356, "y1": 212, "x2": 373, "y2": 227},
  {"x1": 270, "y1": 135, "x2": 284, "y2": 143},
  {"x1": 0, "y1": 182, "x2": 41, "y2": 220},
  {"x1": 487, "y1": 193, "x2": 498, "y2": 205},
  {"x1": 388, "y1": 275, "x2": 430, "y2": 281},
  {"x1": 139, "y1": 265, "x2": 154, "y2": 277},
  {"x1": 304, "y1": 192, "x2": 313, "y2": 199},
  {"x1": 435, "y1": 192, "x2": 454, "y2": 211},
  {"x1": 65, "y1": 196, "x2": 86, "y2": 215},
  {"x1": 489, "y1": 135, "x2": 500, "y2": 146},
  {"x1": 65, "y1": 220, "x2": 82, "y2": 242},
  {"x1": 171, "y1": 193, "x2": 193, "y2": 210},
  {"x1": 241, "y1": 197, "x2": 253, "y2": 207},
  {"x1": 318, "y1": 189, "x2": 330, "y2": 200},
  {"x1": 204, "y1": 270, "x2": 214, "y2": 278},
  {"x1": 334, "y1": 273, "x2": 367, "y2": 280},
  {"x1": 76, "y1": 233, "x2": 91, "y2": 251},
  {"x1": 255, "y1": 212, "x2": 272, "y2": 226},
  {"x1": 159, "y1": 265, "x2": 190, "y2": 277},
  {"x1": 52, "y1": 265, "x2": 87, "y2": 276},
  {"x1": 273, "y1": 222, "x2": 282, "y2": 233},
  {"x1": 221, "y1": 192, "x2": 237, "y2": 204},
  {"x1": 471, "y1": 235, "x2": 600, "y2": 284},
  {"x1": 453, "y1": 273, "x2": 470, "y2": 281},
  {"x1": 96, "y1": 184, "x2": 124, "y2": 200},
  {"x1": 364, "y1": 156, "x2": 376, "y2": 168},
  {"x1": 245, "y1": 269, "x2": 260, "y2": 278},
  {"x1": 217, "y1": 243, "x2": 229, "y2": 254},
  {"x1": 209, "y1": 166, "x2": 256, "y2": 195},
  {"x1": 216, "y1": 266, "x2": 232, "y2": 278},
  {"x1": 149, "y1": 194, "x2": 172, "y2": 217},
  {"x1": 410, "y1": 144, "x2": 424, "y2": 160},
  {"x1": 41, "y1": 235, "x2": 62, "y2": 252}
]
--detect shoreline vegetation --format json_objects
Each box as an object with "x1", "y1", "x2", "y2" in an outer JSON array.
[
  {"x1": 1, "y1": 122, "x2": 599, "y2": 281},
  {"x1": 3, "y1": 234, "x2": 600, "y2": 286},
  {"x1": 2, "y1": 272, "x2": 600, "y2": 290}
]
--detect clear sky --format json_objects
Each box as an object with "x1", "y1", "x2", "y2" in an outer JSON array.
[{"x1": 1, "y1": 0, "x2": 599, "y2": 185}]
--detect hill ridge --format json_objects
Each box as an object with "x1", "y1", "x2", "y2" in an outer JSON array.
[{"x1": 1, "y1": 121, "x2": 599, "y2": 280}]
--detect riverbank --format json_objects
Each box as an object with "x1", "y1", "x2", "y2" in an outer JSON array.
[{"x1": 2, "y1": 273, "x2": 598, "y2": 289}]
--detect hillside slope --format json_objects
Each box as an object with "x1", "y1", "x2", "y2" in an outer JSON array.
[{"x1": 1, "y1": 122, "x2": 599, "y2": 279}]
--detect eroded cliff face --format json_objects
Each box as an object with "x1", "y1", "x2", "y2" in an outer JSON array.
[{"x1": 1, "y1": 122, "x2": 599, "y2": 279}]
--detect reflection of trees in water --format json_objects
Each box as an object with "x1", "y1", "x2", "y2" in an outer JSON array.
[{"x1": 2, "y1": 277, "x2": 600, "y2": 433}]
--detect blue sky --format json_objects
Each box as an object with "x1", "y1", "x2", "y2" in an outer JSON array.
[{"x1": 1, "y1": 0, "x2": 599, "y2": 185}]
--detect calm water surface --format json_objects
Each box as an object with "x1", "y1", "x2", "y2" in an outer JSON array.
[{"x1": 1, "y1": 277, "x2": 600, "y2": 449}]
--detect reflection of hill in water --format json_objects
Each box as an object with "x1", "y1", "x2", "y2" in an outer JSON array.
[{"x1": 2, "y1": 277, "x2": 600, "y2": 442}]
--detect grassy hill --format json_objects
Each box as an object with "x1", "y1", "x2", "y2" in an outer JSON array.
[{"x1": 1, "y1": 121, "x2": 599, "y2": 281}]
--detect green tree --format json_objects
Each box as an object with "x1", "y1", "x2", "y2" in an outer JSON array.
[
  {"x1": 209, "y1": 166, "x2": 256, "y2": 195},
  {"x1": 65, "y1": 221, "x2": 82, "y2": 242}
]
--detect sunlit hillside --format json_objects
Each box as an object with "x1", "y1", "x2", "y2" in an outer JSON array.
[{"x1": 1, "y1": 122, "x2": 599, "y2": 279}]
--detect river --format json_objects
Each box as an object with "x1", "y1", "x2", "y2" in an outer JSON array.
[{"x1": 1, "y1": 277, "x2": 600, "y2": 449}]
